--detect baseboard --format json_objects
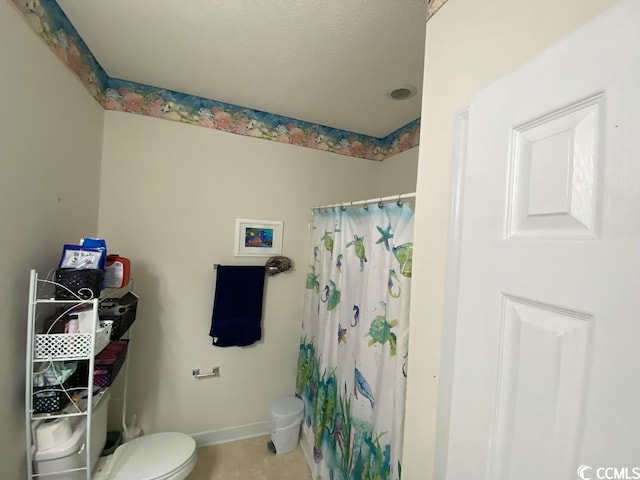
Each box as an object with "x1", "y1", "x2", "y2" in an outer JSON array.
[{"x1": 191, "y1": 421, "x2": 271, "y2": 447}]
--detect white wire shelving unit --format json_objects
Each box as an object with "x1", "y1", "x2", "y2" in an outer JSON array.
[{"x1": 25, "y1": 269, "x2": 108, "y2": 480}]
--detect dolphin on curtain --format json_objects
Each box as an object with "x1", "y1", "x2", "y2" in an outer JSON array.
[{"x1": 354, "y1": 368, "x2": 375, "y2": 409}]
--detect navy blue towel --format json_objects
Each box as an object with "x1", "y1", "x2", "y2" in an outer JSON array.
[{"x1": 209, "y1": 266, "x2": 266, "y2": 347}]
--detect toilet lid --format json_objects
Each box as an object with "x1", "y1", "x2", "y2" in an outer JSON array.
[{"x1": 108, "y1": 432, "x2": 196, "y2": 480}]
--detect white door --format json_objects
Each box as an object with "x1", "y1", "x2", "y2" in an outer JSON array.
[{"x1": 445, "y1": 1, "x2": 640, "y2": 479}]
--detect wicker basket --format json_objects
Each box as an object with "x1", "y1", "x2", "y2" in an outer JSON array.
[{"x1": 55, "y1": 268, "x2": 104, "y2": 300}]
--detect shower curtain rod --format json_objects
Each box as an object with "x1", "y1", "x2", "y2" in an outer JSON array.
[{"x1": 312, "y1": 192, "x2": 416, "y2": 211}]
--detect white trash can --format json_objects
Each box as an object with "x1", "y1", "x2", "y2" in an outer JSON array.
[{"x1": 269, "y1": 396, "x2": 304, "y2": 454}]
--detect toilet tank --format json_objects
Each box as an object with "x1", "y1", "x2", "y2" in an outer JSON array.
[{"x1": 33, "y1": 392, "x2": 110, "y2": 479}]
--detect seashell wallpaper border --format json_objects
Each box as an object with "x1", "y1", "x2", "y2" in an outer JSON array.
[{"x1": 11, "y1": 0, "x2": 427, "y2": 160}]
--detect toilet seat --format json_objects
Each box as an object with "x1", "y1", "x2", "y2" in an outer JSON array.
[{"x1": 95, "y1": 432, "x2": 196, "y2": 480}]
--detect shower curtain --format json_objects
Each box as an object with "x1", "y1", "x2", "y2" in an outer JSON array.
[{"x1": 296, "y1": 202, "x2": 414, "y2": 480}]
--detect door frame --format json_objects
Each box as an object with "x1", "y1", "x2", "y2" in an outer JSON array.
[{"x1": 433, "y1": 108, "x2": 469, "y2": 479}]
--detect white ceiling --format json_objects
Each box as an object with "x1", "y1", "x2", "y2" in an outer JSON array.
[{"x1": 56, "y1": 0, "x2": 428, "y2": 138}]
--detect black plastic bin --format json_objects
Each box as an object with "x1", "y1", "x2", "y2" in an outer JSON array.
[
  {"x1": 99, "y1": 292, "x2": 138, "y2": 340},
  {"x1": 55, "y1": 268, "x2": 104, "y2": 300}
]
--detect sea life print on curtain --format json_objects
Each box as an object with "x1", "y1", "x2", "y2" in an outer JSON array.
[{"x1": 297, "y1": 203, "x2": 414, "y2": 480}]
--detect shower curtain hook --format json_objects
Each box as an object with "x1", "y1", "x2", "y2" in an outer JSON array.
[
  {"x1": 363, "y1": 202, "x2": 369, "y2": 211},
  {"x1": 378, "y1": 197, "x2": 384, "y2": 209},
  {"x1": 341, "y1": 203, "x2": 347, "y2": 211},
  {"x1": 397, "y1": 194, "x2": 404, "y2": 207}
]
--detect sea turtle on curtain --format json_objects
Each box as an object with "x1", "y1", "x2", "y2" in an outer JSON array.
[
  {"x1": 321, "y1": 231, "x2": 334, "y2": 253},
  {"x1": 306, "y1": 266, "x2": 320, "y2": 292},
  {"x1": 392, "y1": 243, "x2": 413, "y2": 278},
  {"x1": 346, "y1": 234, "x2": 368, "y2": 271},
  {"x1": 365, "y1": 301, "x2": 398, "y2": 355}
]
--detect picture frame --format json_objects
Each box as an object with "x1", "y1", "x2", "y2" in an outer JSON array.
[{"x1": 234, "y1": 219, "x2": 283, "y2": 256}]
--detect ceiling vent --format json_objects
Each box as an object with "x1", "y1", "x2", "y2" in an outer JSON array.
[{"x1": 386, "y1": 85, "x2": 417, "y2": 101}]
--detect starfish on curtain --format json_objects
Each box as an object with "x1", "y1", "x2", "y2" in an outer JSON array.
[{"x1": 376, "y1": 224, "x2": 394, "y2": 251}]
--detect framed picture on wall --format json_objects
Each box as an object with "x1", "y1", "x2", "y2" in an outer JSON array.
[{"x1": 234, "y1": 219, "x2": 283, "y2": 256}]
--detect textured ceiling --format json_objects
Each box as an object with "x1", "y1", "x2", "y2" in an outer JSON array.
[{"x1": 55, "y1": 0, "x2": 428, "y2": 138}]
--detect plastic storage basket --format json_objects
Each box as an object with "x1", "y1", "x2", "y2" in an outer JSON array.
[
  {"x1": 33, "y1": 367, "x2": 84, "y2": 414},
  {"x1": 54, "y1": 268, "x2": 104, "y2": 300},
  {"x1": 99, "y1": 292, "x2": 138, "y2": 340},
  {"x1": 34, "y1": 321, "x2": 112, "y2": 360},
  {"x1": 93, "y1": 340, "x2": 128, "y2": 388}
]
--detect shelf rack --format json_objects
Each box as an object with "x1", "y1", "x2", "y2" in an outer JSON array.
[{"x1": 25, "y1": 269, "x2": 102, "y2": 480}]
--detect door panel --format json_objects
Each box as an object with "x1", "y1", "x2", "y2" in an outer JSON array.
[
  {"x1": 489, "y1": 296, "x2": 592, "y2": 479},
  {"x1": 446, "y1": 1, "x2": 640, "y2": 478},
  {"x1": 506, "y1": 94, "x2": 603, "y2": 239}
]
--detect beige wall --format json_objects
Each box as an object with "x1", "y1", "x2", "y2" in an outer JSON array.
[
  {"x1": 378, "y1": 147, "x2": 419, "y2": 198},
  {"x1": 0, "y1": 1, "x2": 104, "y2": 477},
  {"x1": 98, "y1": 111, "x2": 416, "y2": 435},
  {"x1": 2, "y1": 0, "x2": 417, "y2": 471},
  {"x1": 403, "y1": 0, "x2": 619, "y2": 478}
]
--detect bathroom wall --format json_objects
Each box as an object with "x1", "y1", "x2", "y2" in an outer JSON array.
[
  {"x1": 2, "y1": 0, "x2": 418, "y2": 469},
  {"x1": 0, "y1": 1, "x2": 105, "y2": 477},
  {"x1": 0, "y1": 0, "x2": 417, "y2": 472},
  {"x1": 98, "y1": 110, "x2": 417, "y2": 436},
  {"x1": 403, "y1": 0, "x2": 619, "y2": 477},
  {"x1": 377, "y1": 147, "x2": 419, "y2": 198}
]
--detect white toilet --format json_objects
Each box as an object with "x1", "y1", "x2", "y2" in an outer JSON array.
[
  {"x1": 93, "y1": 431, "x2": 197, "y2": 480},
  {"x1": 34, "y1": 393, "x2": 197, "y2": 480}
]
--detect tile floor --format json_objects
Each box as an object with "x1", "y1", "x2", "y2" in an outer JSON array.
[{"x1": 186, "y1": 434, "x2": 312, "y2": 480}]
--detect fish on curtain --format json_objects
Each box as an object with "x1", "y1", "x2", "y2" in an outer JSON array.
[{"x1": 297, "y1": 203, "x2": 414, "y2": 480}]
